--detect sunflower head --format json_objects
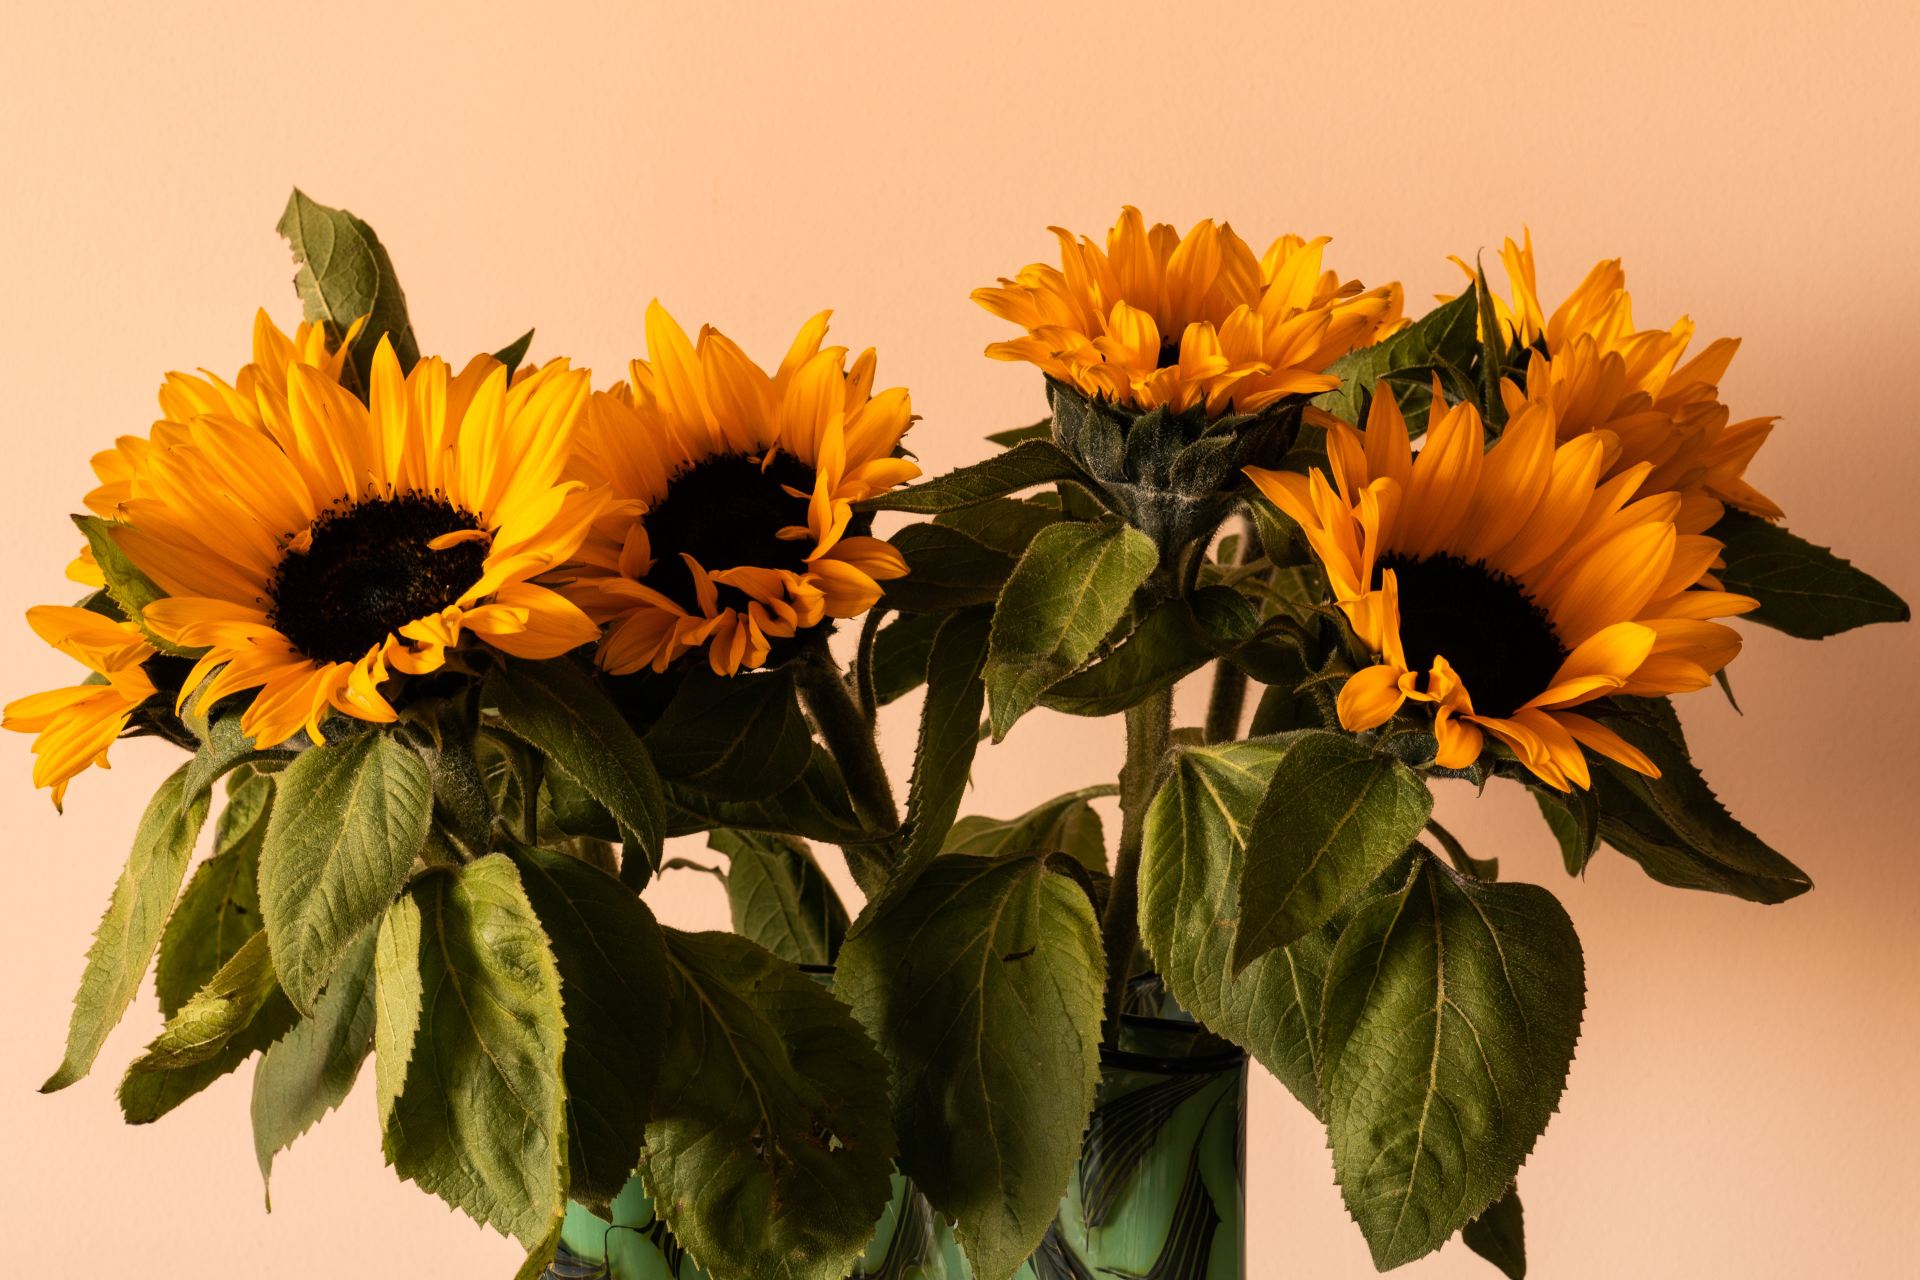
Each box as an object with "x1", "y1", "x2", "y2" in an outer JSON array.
[
  {"x1": 561, "y1": 302, "x2": 915, "y2": 677},
  {"x1": 4, "y1": 605, "x2": 159, "y2": 808},
  {"x1": 1245, "y1": 381, "x2": 1758, "y2": 790}
]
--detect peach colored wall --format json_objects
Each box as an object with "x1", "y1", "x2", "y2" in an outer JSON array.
[{"x1": 2, "y1": 2, "x2": 1916, "y2": 1275}]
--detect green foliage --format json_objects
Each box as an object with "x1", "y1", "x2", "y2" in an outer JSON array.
[
  {"x1": 155, "y1": 770, "x2": 271, "y2": 1017},
  {"x1": 71, "y1": 514, "x2": 193, "y2": 656},
  {"x1": 857, "y1": 439, "x2": 1085, "y2": 514},
  {"x1": 663, "y1": 743, "x2": 872, "y2": 847},
  {"x1": 276, "y1": 188, "x2": 419, "y2": 393},
  {"x1": 1315, "y1": 289, "x2": 1479, "y2": 431},
  {"x1": 508, "y1": 842, "x2": 668, "y2": 1210},
  {"x1": 645, "y1": 929, "x2": 898, "y2": 1280},
  {"x1": 1532, "y1": 785, "x2": 1599, "y2": 876},
  {"x1": 492, "y1": 328, "x2": 535, "y2": 378},
  {"x1": 485, "y1": 657, "x2": 667, "y2": 882},
  {"x1": 1041, "y1": 586, "x2": 1258, "y2": 718},
  {"x1": 372, "y1": 891, "x2": 423, "y2": 1131},
  {"x1": 1474, "y1": 260, "x2": 1509, "y2": 428},
  {"x1": 837, "y1": 854, "x2": 1105, "y2": 1280},
  {"x1": 868, "y1": 609, "x2": 944, "y2": 705},
  {"x1": 1320, "y1": 856, "x2": 1582, "y2": 1270},
  {"x1": 44, "y1": 763, "x2": 214, "y2": 1092},
  {"x1": 941, "y1": 493, "x2": 1072, "y2": 556},
  {"x1": 378, "y1": 856, "x2": 569, "y2": 1248},
  {"x1": 884, "y1": 523, "x2": 1021, "y2": 613},
  {"x1": 252, "y1": 929, "x2": 380, "y2": 1199},
  {"x1": 1233, "y1": 730, "x2": 1432, "y2": 968},
  {"x1": 259, "y1": 731, "x2": 432, "y2": 1014},
  {"x1": 643, "y1": 665, "x2": 812, "y2": 800},
  {"x1": 943, "y1": 784, "x2": 1115, "y2": 878},
  {"x1": 1589, "y1": 699, "x2": 1812, "y2": 902},
  {"x1": 709, "y1": 829, "x2": 849, "y2": 966},
  {"x1": 1463, "y1": 1184, "x2": 1528, "y2": 1279},
  {"x1": 1710, "y1": 511, "x2": 1909, "y2": 638},
  {"x1": 985, "y1": 518, "x2": 1159, "y2": 739}
]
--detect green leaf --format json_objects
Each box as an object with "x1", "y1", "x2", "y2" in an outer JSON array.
[
  {"x1": 664, "y1": 742, "x2": 871, "y2": 846},
  {"x1": 1320, "y1": 856, "x2": 1583, "y2": 1270},
  {"x1": 1463, "y1": 1184, "x2": 1527, "y2": 1279},
  {"x1": 492, "y1": 328, "x2": 535, "y2": 379},
  {"x1": 485, "y1": 657, "x2": 667, "y2": 882},
  {"x1": 380, "y1": 856, "x2": 569, "y2": 1247},
  {"x1": 869, "y1": 609, "x2": 944, "y2": 706},
  {"x1": 643, "y1": 665, "x2": 812, "y2": 800},
  {"x1": 985, "y1": 419, "x2": 1052, "y2": 448},
  {"x1": 251, "y1": 928, "x2": 380, "y2": 1199},
  {"x1": 1709, "y1": 510, "x2": 1909, "y2": 638},
  {"x1": 645, "y1": 929, "x2": 898, "y2": 1280},
  {"x1": 179, "y1": 707, "x2": 288, "y2": 806},
  {"x1": 276, "y1": 188, "x2": 419, "y2": 393},
  {"x1": 1531, "y1": 785, "x2": 1598, "y2": 876},
  {"x1": 709, "y1": 829, "x2": 849, "y2": 966},
  {"x1": 837, "y1": 854, "x2": 1105, "y2": 1280},
  {"x1": 372, "y1": 891, "x2": 423, "y2": 1130},
  {"x1": 259, "y1": 731, "x2": 432, "y2": 1014},
  {"x1": 1589, "y1": 698, "x2": 1812, "y2": 902},
  {"x1": 1139, "y1": 737, "x2": 1335, "y2": 1115},
  {"x1": 508, "y1": 842, "x2": 668, "y2": 1209},
  {"x1": 43, "y1": 763, "x2": 213, "y2": 1092},
  {"x1": 1232, "y1": 730, "x2": 1432, "y2": 968},
  {"x1": 883, "y1": 523, "x2": 1018, "y2": 613},
  {"x1": 985, "y1": 518, "x2": 1159, "y2": 739},
  {"x1": 943, "y1": 784, "x2": 1115, "y2": 878},
  {"x1": 155, "y1": 771, "x2": 271, "y2": 1018},
  {"x1": 1474, "y1": 259, "x2": 1507, "y2": 427},
  {"x1": 1040, "y1": 586, "x2": 1257, "y2": 718},
  {"x1": 70, "y1": 514, "x2": 194, "y2": 655},
  {"x1": 939, "y1": 494, "x2": 1070, "y2": 557},
  {"x1": 856, "y1": 439, "x2": 1084, "y2": 513},
  {"x1": 1315, "y1": 290, "x2": 1479, "y2": 430}
]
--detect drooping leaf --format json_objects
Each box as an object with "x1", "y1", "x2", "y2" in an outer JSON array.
[
  {"x1": 857, "y1": 439, "x2": 1085, "y2": 513},
  {"x1": 985, "y1": 518, "x2": 1159, "y2": 739},
  {"x1": 943, "y1": 784, "x2": 1115, "y2": 878},
  {"x1": 1233, "y1": 730, "x2": 1432, "y2": 968},
  {"x1": 1315, "y1": 290, "x2": 1479, "y2": 431},
  {"x1": 155, "y1": 770, "x2": 271, "y2": 1018},
  {"x1": 868, "y1": 609, "x2": 945, "y2": 706},
  {"x1": 663, "y1": 743, "x2": 872, "y2": 847},
  {"x1": 1040, "y1": 585, "x2": 1258, "y2": 718},
  {"x1": 1590, "y1": 698, "x2": 1811, "y2": 902},
  {"x1": 380, "y1": 856, "x2": 569, "y2": 1247},
  {"x1": 883, "y1": 523, "x2": 1019, "y2": 613},
  {"x1": 276, "y1": 188, "x2": 420, "y2": 392},
  {"x1": 939, "y1": 494, "x2": 1071, "y2": 557},
  {"x1": 372, "y1": 892, "x2": 424, "y2": 1130},
  {"x1": 644, "y1": 929, "x2": 897, "y2": 1280},
  {"x1": 70, "y1": 514, "x2": 192, "y2": 655},
  {"x1": 251, "y1": 928, "x2": 380, "y2": 1198},
  {"x1": 709, "y1": 829, "x2": 849, "y2": 967},
  {"x1": 643, "y1": 665, "x2": 812, "y2": 800},
  {"x1": 259, "y1": 731, "x2": 432, "y2": 1015},
  {"x1": 837, "y1": 854, "x2": 1105, "y2": 1280},
  {"x1": 1709, "y1": 510, "x2": 1909, "y2": 638},
  {"x1": 508, "y1": 842, "x2": 668, "y2": 1210},
  {"x1": 485, "y1": 657, "x2": 667, "y2": 881},
  {"x1": 1320, "y1": 856, "x2": 1583, "y2": 1270},
  {"x1": 1462, "y1": 1184, "x2": 1527, "y2": 1279},
  {"x1": 1531, "y1": 785, "x2": 1599, "y2": 876},
  {"x1": 43, "y1": 763, "x2": 213, "y2": 1092}
]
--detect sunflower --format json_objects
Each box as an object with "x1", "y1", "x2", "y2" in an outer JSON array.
[
  {"x1": 561, "y1": 302, "x2": 915, "y2": 677},
  {"x1": 68, "y1": 310, "x2": 358, "y2": 587},
  {"x1": 4, "y1": 606, "x2": 157, "y2": 808},
  {"x1": 1464, "y1": 231, "x2": 1780, "y2": 532},
  {"x1": 104, "y1": 337, "x2": 602, "y2": 748},
  {"x1": 1244, "y1": 383, "x2": 1758, "y2": 790},
  {"x1": 973, "y1": 206, "x2": 1404, "y2": 416}
]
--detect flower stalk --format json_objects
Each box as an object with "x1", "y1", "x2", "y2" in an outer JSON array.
[{"x1": 1101, "y1": 683, "x2": 1174, "y2": 1026}]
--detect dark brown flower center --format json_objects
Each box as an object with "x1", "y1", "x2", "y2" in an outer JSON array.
[
  {"x1": 1156, "y1": 335, "x2": 1184, "y2": 369},
  {"x1": 1378, "y1": 552, "x2": 1567, "y2": 720},
  {"x1": 640, "y1": 452, "x2": 818, "y2": 614},
  {"x1": 269, "y1": 495, "x2": 487, "y2": 663}
]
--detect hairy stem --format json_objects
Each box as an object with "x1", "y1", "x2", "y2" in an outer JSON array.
[
  {"x1": 1202, "y1": 516, "x2": 1256, "y2": 743},
  {"x1": 1101, "y1": 684, "x2": 1174, "y2": 1028},
  {"x1": 795, "y1": 639, "x2": 901, "y2": 840}
]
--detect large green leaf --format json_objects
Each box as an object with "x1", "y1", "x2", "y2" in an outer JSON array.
[
  {"x1": 155, "y1": 770, "x2": 271, "y2": 1018},
  {"x1": 943, "y1": 784, "x2": 1114, "y2": 878},
  {"x1": 1040, "y1": 586, "x2": 1258, "y2": 718},
  {"x1": 251, "y1": 928, "x2": 380, "y2": 1198},
  {"x1": 372, "y1": 891, "x2": 423, "y2": 1130},
  {"x1": 380, "y1": 856, "x2": 569, "y2": 1248},
  {"x1": 858, "y1": 440, "x2": 1085, "y2": 514},
  {"x1": 71, "y1": 514, "x2": 193, "y2": 656},
  {"x1": 1315, "y1": 291, "x2": 1479, "y2": 430},
  {"x1": 644, "y1": 929, "x2": 898, "y2": 1280},
  {"x1": 276, "y1": 188, "x2": 419, "y2": 392},
  {"x1": 259, "y1": 731, "x2": 432, "y2": 1015},
  {"x1": 1320, "y1": 856, "x2": 1583, "y2": 1270},
  {"x1": 883, "y1": 523, "x2": 1019, "y2": 613},
  {"x1": 43, "y1": 763, "x2": 213, "y2": 1092},
  {"x1": 508, "y1": 843, "x2": 668, "y2": 1210},
  {"x1": 1463, "y1": 1184, "x2": 1527, "y2": 1279},
  {"x1": 868, "y1": 609, "x2": 944, "y2": 706},
  {"x1": 1139, "y1": 737, "x2": 1334, "y2": 1115},
  {"x1": 1589, "y1": 698, "x2": 1811, "y2": 902},
  {"x1": 643, "y1": 665, "x2": 812, "y2": 800},
  {"x1": 485, "y1": 657, "x2": 667, "y2": 881},
  {"x1": 837, "y1": 854, "x2": 1105, "y2": 1280},
  {"x1": 664, "y1": 742, "x2": 872, "y2": 847},
  {"x1": 709, "y1": 829, "x2": 849, "y2": 966},
  {"x1": 937, "y1": 494, "x2": 1070, "y2": 557},
  {"x1": 1709, "y1": 511, "x2": 1909, "y2": 638},
  {"x1": 1233, "y1": 730, "x2": 1432, "y2": 968},
  {"x1": 985, "y1": 518, "x2": 1159, "y2": 739}
]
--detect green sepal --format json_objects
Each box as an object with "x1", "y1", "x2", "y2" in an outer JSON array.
[
  {"x1": 1314, "y1": 289, "x2": 1479, "y2": 432},
  {"x1": 492, "y1": 328, "x2": 535, "y2": 379},
  {"x1": 1710, "y1": 510, "x2": 1909, "y2": 638},
  {"x1": 276, "y1": 188, "x2": 420, "y2": 395},
  {"x1": 71, "y1": 514, "x2": 198, "y2": 656}
]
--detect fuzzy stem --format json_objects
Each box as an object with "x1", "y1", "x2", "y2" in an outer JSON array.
[
  {"x1": 1101, "y1": 684, "x2": 1174, "y2": 1028},
  {"x1": 1202, "y1": 516, "x2": 1256, "y2": 743},
  {"x1": 795, "y1": 639, "x2": 901, "y2": 840}
]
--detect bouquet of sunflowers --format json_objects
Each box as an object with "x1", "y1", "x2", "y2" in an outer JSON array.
[{"x1": 10, "y1": 193, "x2": 1905, "y2": 1280}]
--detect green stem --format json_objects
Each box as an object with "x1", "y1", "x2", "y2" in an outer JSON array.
[
  {"x1": 1101, "y1": 684, "x2": 1173, "y2": 1028},
  {"x1": 795, "y1": 639, "x2": 901, "y2": 841},
  {"x1": 1202, "y1": 516, "x2": 1256, "y2": 744}
]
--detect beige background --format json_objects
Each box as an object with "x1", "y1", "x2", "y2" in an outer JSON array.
[{"x1": 3, "y1": 2, "x2": 1917, "y2": 1275}]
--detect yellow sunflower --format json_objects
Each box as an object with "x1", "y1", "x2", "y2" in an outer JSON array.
[
  {"x1": 107, "y1": 337, "x2": 603, "y2": 748},
  {"x1": 973, "y1": 206, "x2": 1404, "y2": 416},
  {"x1": 1464, "y1": 231, "x2": 1780, "y2": 532},
  {"x1": 4, "y1": 606, "x2": 157, "y2": 808},
  {"x1": 1245, "y1": 383, "x2": 1758, "y2": 790},
  {"x1": 562, "y1": 301, "x2": 915, "y2": 677},
  {"x1": 69, "y1": 310, "x2": 358, "y2": 588}
]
